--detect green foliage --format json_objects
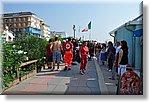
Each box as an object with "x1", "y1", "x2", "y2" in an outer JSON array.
[{"x1": 2, "y1": 32, "x2": 47, "y2": 88}]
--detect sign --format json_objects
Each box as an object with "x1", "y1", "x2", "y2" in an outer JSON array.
[{"x1": 120, "y1": 71, "x2": 140, "y2": 95}]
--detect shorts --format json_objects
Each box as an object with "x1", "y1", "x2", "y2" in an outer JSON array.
[
  {"x1": 53, "y1": 50, "x2": 61, "y2": 62},
  {"x1": 118, "y1": 65, "x2": 127, "y2": 76}
]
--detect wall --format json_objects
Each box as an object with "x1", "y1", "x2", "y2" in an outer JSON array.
[{"x1": 115, "y1": 26, "x2": 133, "y2": 66}]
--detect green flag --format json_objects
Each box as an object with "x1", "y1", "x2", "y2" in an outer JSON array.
[{"x1": 88, "y1": 21, "x2": 91, "y2": 30}]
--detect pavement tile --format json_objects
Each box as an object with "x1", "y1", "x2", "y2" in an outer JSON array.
[
  {"x1": 77, "y1": 87, "x2": 91, "y2": 95},
  {"x1": 51, "y1": 85, "x2": 68, "y2": 94},
  {"x1": 67, "y1": 80, "x2": 79, "y2": 87},
  {"x1": 59, "y1": 78, "x2": 71, "y2": 85},
  {"x1": 65, "y1": 86, "x2": 78, "y2": 94},
  {"x1": 29, "y1": 77, "x2": 48, "y2": 85},
  {"x1": 47, "y1": 85, "x2": 57, "y2": 93},
  {"x1": 87, "y1": 80, "x2": 99, "y2": 88},
  {"x1": 21, "y1": 84, "x2": 48, "y2": 93},
  {"x1": 90, "y1": 87, "x2": 101, "y2": 95}
]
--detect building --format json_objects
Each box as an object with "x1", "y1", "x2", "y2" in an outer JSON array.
[
  {"x1": 109, "y1": 14, "x2": 143, "y2": 70},
  {"x1": 40, "y1": 22, "x2": 50, "y2": 38},
  {"x1": 1, "y1": 12, "x2": 50, "y2": 38},
  {"x1": 50, "y1": 31, "x2": 67, "y2": 38}
]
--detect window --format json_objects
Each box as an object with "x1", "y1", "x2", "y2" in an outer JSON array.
[
  {"x1": 14, "y1": 24, "x2": 16, "y2": 27},
  {"x1": 18, "y1": 23, "x2": 21, "y2": 27},
  {"x1": 5, "y1": 19, "x2": 8, "y2": 22},
  {"x1": 27, "y1": 17, "x2": 30, "y2": 21},
  {"x1": 14, "y1": 18, "x2": 16, "y2": 22},
  {"x1": 18, "y1": 18, "x2": 21, "y2": 22},
  {"x1": 23, "y1": 17, "x2": 26, "y2": 21},
  {"x1": 23, "y1": 23, "x2": 26, "y2": 27},
  {"x1": 28, "y1": 22, "x2": 31, "y2": 27},
  {"x1": 9, "y1": 19, "x2": 11, "y2": 22},
  {"x1": 9, "y1": 24, "x2": 12, "y2": 28}
]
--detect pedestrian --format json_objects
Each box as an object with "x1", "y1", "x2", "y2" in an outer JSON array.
[
  {"x1": 118, "y1": 40, "x2": 128, "y2": 76},
  {"x1": 79, "y1": 41, "x2": 89, "y2": 75},
  {"x1": 72, "y1": 39, "x2": 76, "y2": 62},
  {"x1": 87, "y1": 41, "x2": 94, "y2": 60},
  {"x1": 63, "y1": 37, "x2": 73, "y2": 71},
  {"x1": 95, "y1": 43, "x2": 100, "y2": 60},
  {"x1": 51, "y1": 36, "x2": 62, "y2": 71},
  {"x1": 107, "y1": 41, "x2": 116, "y2": 72},
  {"x1": 100, "y1": 43, "x2": 107, "y2": 65},
  {"x1": 45, "y1": 39, "x2": 53, "y2": 69},
  {"x1": 61, "y1": 40, "x2": 66, "y2": 62},
  {"x1": 114, "y1": 41, "x2": 121, "y2": 74}
]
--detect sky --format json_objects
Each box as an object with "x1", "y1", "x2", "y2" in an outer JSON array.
[{"x1": 2, "y1": 0, "x2": 142, "y2": 42}]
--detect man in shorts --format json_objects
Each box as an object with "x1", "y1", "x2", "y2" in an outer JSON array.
[{"x1": 51, "y1": 36, "x2": 62, "y2": 71}]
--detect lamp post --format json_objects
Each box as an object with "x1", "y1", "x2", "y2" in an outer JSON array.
[{"x1": 73, "y1": 25, "x2": 76, "y2": 38}]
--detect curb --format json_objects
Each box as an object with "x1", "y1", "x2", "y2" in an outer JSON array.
[{"x1": 93, "y1": 59, "x2": 109, "y2": 95}]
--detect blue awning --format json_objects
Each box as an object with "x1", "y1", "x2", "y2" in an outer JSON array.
[{"x1": 133, "y1": 29, "x2": 143, "y2": 37}]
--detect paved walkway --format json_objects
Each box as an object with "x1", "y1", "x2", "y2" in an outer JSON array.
[
  {"x1": 96, "y1": 60, "x2": 118, "y2": 95},
  {"x1": 3, "y1": 59, "x2": 101, "y2": 95}
]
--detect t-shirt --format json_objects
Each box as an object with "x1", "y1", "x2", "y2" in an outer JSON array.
[
  {"x1": 64, "y1": 41, "x2": 73, "y2": 51},
  {"x1": 116, "y1": 46, "x2": 121, "y2": 54},
  {"x1": 80, "y1": 46, "x2": 89, "y2": 56},
  {"x1": 107, "y1": 45, "x2": 116, "y2": 60}
]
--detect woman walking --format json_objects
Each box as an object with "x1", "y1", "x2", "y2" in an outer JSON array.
[
  {"x1": 45, "y1": 39, "x2": 53, "y2": 69},
  {"x1": 118, "y1": 40, "x2": 128, "y2": 76},
  {"x1": 79, "y1": 41, "x2": 89, "y2": 75},
  {"x1": 100, "y1": 43, "x2": 107, "y2": 65}
]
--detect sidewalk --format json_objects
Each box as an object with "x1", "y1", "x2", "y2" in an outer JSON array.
[
  {"x1": 3, "y1": 58, "x2": 118, "y2": 95},
  {"x1": 3, "y1": 59, "x2": 101, "y2": 95},
  {"x1": 94, "y1": 59, "x2": 118, "y2": 95}
]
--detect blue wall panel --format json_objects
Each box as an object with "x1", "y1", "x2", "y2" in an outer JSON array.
[{"x1": 115, "y1": 27, "x2": 133, "y2": 66}]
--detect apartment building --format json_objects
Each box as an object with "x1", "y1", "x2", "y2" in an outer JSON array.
[
  {"x1": 1, "y1": 12, "x2": 50, "y2": 38},
  {"x1": 40, "y1": 22, "x2": 50, "y2": 38},
  {"x1": 50, "y1": 31, "x2": 67, "y2": 38}
]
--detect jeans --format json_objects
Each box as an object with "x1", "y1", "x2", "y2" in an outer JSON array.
[{"x1": 108, "y1": 58, "x2": 114, "y2": 70}]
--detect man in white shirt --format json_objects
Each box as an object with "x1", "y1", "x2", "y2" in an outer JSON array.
[{"x1": 114, "y1": 41, "x2": 121, "y2": 74}]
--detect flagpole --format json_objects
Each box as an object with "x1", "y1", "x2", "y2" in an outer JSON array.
[
  {"x1": 79, "y1": 26, "x2": 80, "y2": 39},
  {"x1": 88, "y1": 21, "x2": 91, "y2": 41},
  {"x1": 89, "y1": 29, "x2": 91, "y2": 40},
  {"x1": 89, "y1": 31, "x2": 90, "y2": 40}
]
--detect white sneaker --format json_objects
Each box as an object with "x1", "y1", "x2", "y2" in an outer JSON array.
[{"x1": 109, "y1": 69, "x2": 112, "y2": 72}]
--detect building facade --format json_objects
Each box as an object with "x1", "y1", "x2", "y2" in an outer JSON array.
[
  {"x1": 50, "y1": 31, "x2": 67, "y2": 38},
  {"x1": 40, "y1": 22, "x2": 50, "y2": 38},
  {"x1": 109, "y1": 15, "x2": 143, "y2": 70},
  {"x1": 1, "y1": 12, "x2": 50, "y2": 38}
]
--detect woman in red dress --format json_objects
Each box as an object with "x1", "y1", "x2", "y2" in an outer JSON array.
[{"x1": 79, "y1": 41, "x2": 89, "y2": 75}]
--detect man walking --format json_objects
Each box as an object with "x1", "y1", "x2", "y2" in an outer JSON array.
[
  {"x1": 107, "y1": 41, "x2": 116, "y2": 72},
  {"x1": 51, "y1": 36, "x2": 62, "y2": 71}
]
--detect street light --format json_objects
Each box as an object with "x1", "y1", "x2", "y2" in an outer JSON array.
[{"x1": 73, "y1": 24, "x2": 76, "y2": 38}]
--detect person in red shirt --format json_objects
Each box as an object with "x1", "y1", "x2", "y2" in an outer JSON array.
[
  {"x1": 63, "y1": 38, "x2": 73, "y2": 71},
  {"x1": 79, "y1": 41, "x2": 89, "y2": 75},
  {"x1": 45, "y1": 39, "x2": 53, "y2": 69}
]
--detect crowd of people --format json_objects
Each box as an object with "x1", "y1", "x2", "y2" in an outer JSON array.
[{"x1": 45, "y1": 35, "x2": 129, "y2": 76}]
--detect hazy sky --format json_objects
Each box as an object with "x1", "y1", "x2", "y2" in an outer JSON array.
[{"x1": 2, "y1": 1, "x2": 142, "y2": 42}]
